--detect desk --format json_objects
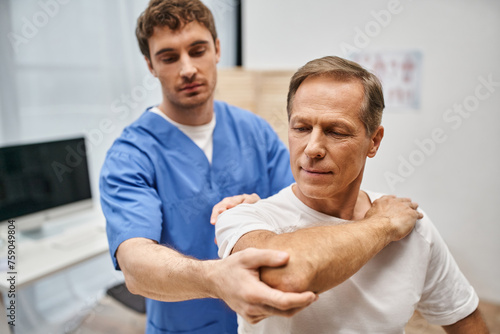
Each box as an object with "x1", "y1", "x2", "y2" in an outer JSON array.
[{"x1": 0, "y1": 211, "x2": 108, "y2": 333}]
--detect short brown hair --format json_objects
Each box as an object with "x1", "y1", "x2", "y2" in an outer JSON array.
[
  {"x1": 287, "y1": 56, "x2": 385, "y2": 136},
  {"x1": 136, "y1": 0, "x2": 218, "y2": 61}
]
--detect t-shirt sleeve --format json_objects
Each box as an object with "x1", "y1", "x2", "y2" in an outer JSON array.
[
  {"x1": 416, "y1": 220, "x2": 479, "y2": 326},
  {"x1": 100, "y1": 149, "x2": 163, "y2": 270},
  {"x1": 216, "y1": 203, "x2": 276, "y2": 259}
]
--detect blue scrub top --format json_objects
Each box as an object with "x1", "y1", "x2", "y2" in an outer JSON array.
[{"x1": 100, "y1": 101, "x2": 294, "y2": 333}]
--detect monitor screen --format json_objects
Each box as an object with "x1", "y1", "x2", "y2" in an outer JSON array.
[{"x1": 0, "y1": 137, "x2": 92, "y2": 222}]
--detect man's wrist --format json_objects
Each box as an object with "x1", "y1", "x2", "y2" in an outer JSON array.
[
  {"x1": 201, "y1": 259, "x2": 223, "y2": 300},
  {"x1": 365, "y1": 215, "x2": 394, "y2": 245}
]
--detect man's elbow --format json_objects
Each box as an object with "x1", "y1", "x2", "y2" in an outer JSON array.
[
  {"x1": 116, "y1": 248, "x2": 142, "y2": 296},
  {"x1": 123, "y1": 275, "x2": 142, "y2": 296},
  {"x1": 117, "y1": 259, "x2": 141, "y2": 295},
  {"x1": 260, "y1": 266, "x2": 312, "y2": 293}
]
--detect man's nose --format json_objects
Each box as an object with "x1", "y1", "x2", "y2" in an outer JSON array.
[
  {"x1": 304, "y1": 129, "x2": 326, "y2": 159},
  {"x1": 180, "y1": 56, "x2": 197, "y2": 80}
]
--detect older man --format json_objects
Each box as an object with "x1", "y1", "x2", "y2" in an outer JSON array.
[{"x1": 216, "y1": 56, "x2": 488, "y2": 333}]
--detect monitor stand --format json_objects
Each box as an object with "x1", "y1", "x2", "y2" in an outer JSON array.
[{"x1": 20, "y1": 226, "x2": 58, "y2": 240}]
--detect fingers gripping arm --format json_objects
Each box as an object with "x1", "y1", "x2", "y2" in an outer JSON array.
[{"x1": 117, "y1": 238, "x2": 316, "y2": 324}]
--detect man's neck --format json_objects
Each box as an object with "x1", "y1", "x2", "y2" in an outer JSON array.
[
  {"x1": 352, "y1": 190, "x2": 372, "y2": 220},
  {"x1": 292, "y1": 178, "x2": 371, "y2": 221},
  {"x1": 158, "y1": 98, "x2": 214, "y2": 126}
]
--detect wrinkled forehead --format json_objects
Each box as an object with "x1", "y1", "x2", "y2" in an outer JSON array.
[{"x1": 290, "y1": 75, "x2": 365, "y2": 118}]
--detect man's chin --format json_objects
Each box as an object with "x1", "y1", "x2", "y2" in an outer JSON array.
[
  {"x1": 295, "y1": 182, "x2": 333, "y2": 200},
  {"x1": 175, "y1": 94, "x2": 211, "y2": 109}
]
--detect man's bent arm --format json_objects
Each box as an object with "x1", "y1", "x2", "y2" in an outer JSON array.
[
  {"x1": 231, "y1": 196, "x2": 423, "y2": 294},
  {"x1": 117, "y1": 237, "x2": 317, "y2": 324},
  {"x1": 117, "y1": 238, "x2": 214, "y2": 301},
  {"x1": 442, "y1": 308, "x2": 489, "y2": 333}
]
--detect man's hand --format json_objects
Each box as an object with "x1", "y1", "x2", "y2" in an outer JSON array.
[
  {"x1": 365, "y1": 195, "x2": 424, "y2": 242},
  {"x1": 208, "y1": 247, "x2": 317, "y2": 324},
  {"x1": 210, "y1": 193, "x2": 261, "y2": 225}
]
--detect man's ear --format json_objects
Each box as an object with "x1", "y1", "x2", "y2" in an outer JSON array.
[
  {"x1": 145, "y1": 56, "x2": 157, "y2": 77},
  {"x1": 215, "y1": 38, "x2": 221, "y2": 64},
  {"x1": 367, "y1": 126, "x2": 384, "y2": 158}
]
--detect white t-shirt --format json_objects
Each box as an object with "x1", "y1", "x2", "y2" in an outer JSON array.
[
  {"x1": 149, "y1": 106, "x2": 215, "y2": 163},
  {"x1": 216, "y1": 185, "x2": 479, "y2": 334}
]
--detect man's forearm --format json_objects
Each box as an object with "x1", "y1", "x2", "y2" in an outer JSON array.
[
  {"x1": 233, "y1": 217, "x2": 393, "y2": 294},
  {"x1": 116, "y1": 237, "x2": 318, "y2": 323},
  {"x1": 117, "y1": 238, "x2": 216, "y2": 301},
  {"x1": 443, "y1": 308, "x2": 489, "y2": 333}
]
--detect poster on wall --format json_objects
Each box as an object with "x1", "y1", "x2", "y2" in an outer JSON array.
[{"x1": 349, "y1": 50, "x2": 422, "y2": 111}]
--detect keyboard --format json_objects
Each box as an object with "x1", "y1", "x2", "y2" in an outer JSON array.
[
  {"x1": 0, "y1": 216, "x2": 109, "y2": 288},
  {"x1": 51, "y1": 224, "x2": 106, "y2": 249}
]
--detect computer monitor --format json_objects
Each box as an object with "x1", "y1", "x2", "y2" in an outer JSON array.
[{"x1": 0, "y1": 137, "x2": 93, "y2": 234}]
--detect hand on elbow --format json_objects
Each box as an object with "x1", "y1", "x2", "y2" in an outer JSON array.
[
  {"x1": 260, "y1": 266, "x2": 312, "y2": 293},
  {"x1": 211, "y1": 248, "x2": 317, "y2": 324}
]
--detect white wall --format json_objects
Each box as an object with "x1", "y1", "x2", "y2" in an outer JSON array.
[
  {"x1": 244, "y1": 0, "x2": 500, "y2": 303},
  {"x1": 203, "y1": 0, "x2": 239, "y2": 67}
]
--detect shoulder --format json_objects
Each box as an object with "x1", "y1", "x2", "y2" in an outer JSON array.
[
  {"x1": 220, "y1": 186, "x2": 293, "y2": 221},
  {"x1": 252, "y1": 185, "x2": 295, "y2": 212},
  {"x1": 218, "y1": 186, "x2": 302, "y2": 236},
  {"x1": 103, "y1": 109, "x2": 169, "y2": 169},
  {"x1": 214, "y1": 100, "x2": 272, "y2": 129},
  {"x1": 214, "y1": 100, "x2": 254, "y2": 117},
  {"x1": 363, "y1": 189, "x2": 385, "y2": 201},
  {"x1": 363, "y1": 190, "x2": 438, "y2": 245},
  {"x1": 216, "y1": 186, "x2": 295, "y2": 258},
  {"x1": 107, "y1": 109, "x2": 172, "y2": 156}
]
